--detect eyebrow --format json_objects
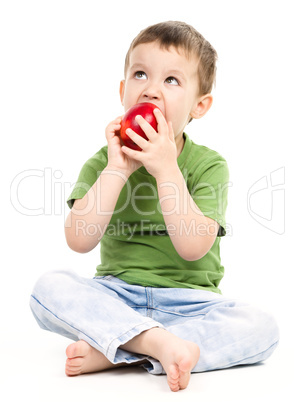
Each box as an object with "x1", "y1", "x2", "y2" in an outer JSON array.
[{"x1": 129, "y1": 63, "x2": 147, "y2": 72}]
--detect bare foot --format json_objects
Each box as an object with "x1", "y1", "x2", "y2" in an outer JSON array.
[
  {"x1": 121, "y1": 328, "x2": 200, "y2": 392},
  {"x1": 65, "y1": 331, "x2": 200, "y2": 391},
  {"x1": 153, "y1": 331, "x2": 199, "y2": 392},
  {"x1": 158, "y1": 336, "x2": 199, "y2": 392},
  {"x1": 65, "y1": 340, "x2": 117, "y2": 376}
]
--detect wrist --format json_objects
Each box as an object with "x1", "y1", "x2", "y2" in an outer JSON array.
[
  {"x1": 104, "y1": 164, "x2": 132, "y2": 181},
  {"x1": 155, "y1": 163, "x2": 182, "y2": 185}
]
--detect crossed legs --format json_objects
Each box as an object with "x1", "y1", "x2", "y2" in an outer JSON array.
[
  {"x1": 66, "y1": 328, "x2": 200, "y2": 392},
  {"x1": 30, "y1": 270, "x2": 279, "y2": 392}
]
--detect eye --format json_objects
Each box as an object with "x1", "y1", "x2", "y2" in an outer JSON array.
[
  {"x1": 165, "y1": 76, "x2": 179, "y2": 85},
  {"x1": 134, "y1": 71, "x2": 147, "y2": 80}
]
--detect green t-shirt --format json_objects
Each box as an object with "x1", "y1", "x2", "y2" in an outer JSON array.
[{"x1": 67, "y1": 133, "x2": 229, "y2": 294}]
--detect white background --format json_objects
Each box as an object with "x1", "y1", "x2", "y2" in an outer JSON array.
[{"x1": 1, "y1": 0, "x2": 293, "y2": 401}]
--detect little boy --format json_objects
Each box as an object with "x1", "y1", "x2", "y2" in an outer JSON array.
[{"x1": 30, "y1": 21, "x2": 279, "y2": 392}]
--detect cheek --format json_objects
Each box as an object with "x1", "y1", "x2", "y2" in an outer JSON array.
[
  {"x1": 172, "y1": 103, "x2": 189, "y2": 122},
  {"x1": 122, "y1": 83, "x2": 140, "y2": 109},
  {"x1": 168, "y1": 106, "x2": 191, "y2": 133}
]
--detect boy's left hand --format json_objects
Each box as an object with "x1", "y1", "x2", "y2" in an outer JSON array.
[{"x1": 121, "y1": 108, "x2": 178, "y2": 180}]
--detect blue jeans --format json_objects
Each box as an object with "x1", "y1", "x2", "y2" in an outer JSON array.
[{"x1": 30, "y1": 270, "x2": 279, "y2": 374}]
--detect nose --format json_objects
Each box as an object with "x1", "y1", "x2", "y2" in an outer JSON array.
[{"x1": 142, "y1": 82, "x2": 161, "y2": 101}]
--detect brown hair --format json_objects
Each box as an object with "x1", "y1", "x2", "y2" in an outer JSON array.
[{"x1": 124, "y1": 21, "x2": 218, "y2": 96}]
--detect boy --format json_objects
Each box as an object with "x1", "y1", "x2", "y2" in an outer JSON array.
[{"x1": 30, "y1": 21, "x2": 279, "y2": 392}]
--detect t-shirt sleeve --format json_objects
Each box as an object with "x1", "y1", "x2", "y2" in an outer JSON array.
[
  {"x1": 67, "y1": 146, "x2": 108, "y2": 209},
  {"x1": 188, "y1": 156, "x2": 230, "y2": 237}
]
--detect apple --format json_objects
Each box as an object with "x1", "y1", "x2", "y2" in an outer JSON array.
[{"x1": 120, "y1": 102, "x2": 161, "y2": 151}]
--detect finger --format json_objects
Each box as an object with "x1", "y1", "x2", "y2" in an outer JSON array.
[
  {"x1": 106, "y1": 130, "x2": 121, "y2": 145},
  {"x1": 126, "y1": 128, "x2": 148, "y2": 150},
  {"x1": 134, "y1": 115, "x2": 157, "y2": 141},
  {"x1": 154, "y1": 108, "x2": 168, "y2": 136},
  {"x1": 106, "y1": 123, "x2": 121, "y2": 141},
  {"x1": 106, "y1": 116, "x2": 123, "y2": 133},
  {"x1": 112, "y1": 115, "x2": 123, "y2": 125},
  {"x1": 121, "y1": 145, "x2": 144, "y2": 161}
]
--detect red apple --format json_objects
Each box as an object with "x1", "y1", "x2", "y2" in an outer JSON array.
[{"x1": 120, "y1": 102, "x2": 161, "y2": 151}]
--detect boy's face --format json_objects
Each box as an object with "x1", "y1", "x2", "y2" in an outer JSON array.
[{"x1": 120, "y1": 42, "x2": 207, "y2": 145}]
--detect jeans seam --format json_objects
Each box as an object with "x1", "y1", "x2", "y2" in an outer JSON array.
[
  {"x1": 31, "y1": 295, "x2": 106, "y2": 353},
  {"x1": 151, "y1": 306, "x2": 206, "y2": 318},
  {"x1": 145, "y1": 288, "x2": 152, "y2": 318},
  {"x1": 128, "y1": 304, "x2": 206, "y2": 318},
  {"x1": 150, "y1": 288, "x2": 154, "y2": 318}
]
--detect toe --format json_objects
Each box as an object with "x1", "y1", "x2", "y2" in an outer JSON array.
[
  {"x1": 179, "y1": 370, "x2": 190, "y2": 390},
  {"x1": 66, "y1": 340, "x2": 89, "y2": 358},
  {"x1": 177, "y1": 358, "x2": 192, "y2": 389},
  {"x1": 65, "y1": 363, "x2": 82, "y2": 376},
  {"x1": 66, "y1": 357, "x2": 84, "y2": 368},
  {"x1": 168, "y1": 363, "x2": 179, "y2": 380},
  {"x1": 169, "y1": 381, "x2": 180, "y2": 392},
  {"x1": 66, "y1": 342, "x2": 78, "y2": 358},
  {"x1": 65, "y1": 356, "x2": 85, "y2": 377},
  {"x1": 66, "y1": 368, "x2": 81, "y2": 376},
  {"x1": 167, "y1": 364, "x2": 180, "y2": 392}
]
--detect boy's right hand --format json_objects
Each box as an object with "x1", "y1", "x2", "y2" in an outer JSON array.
[{"x1": 105, "y1": 116, "x2": 142, "y2": 177}]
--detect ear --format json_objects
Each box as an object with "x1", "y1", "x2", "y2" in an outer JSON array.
[
  {"x1": 119, "y1": 80, "x2": 125, "y2": 105},
  {"x1": 190, "y1": 94, "x2": 213, "y2": 120}
]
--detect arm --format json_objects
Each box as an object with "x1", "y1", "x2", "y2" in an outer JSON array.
[
  {"x1": 65, "y1": 116, "x2": 141, "y2": 253},
  {"x1": 121, "y1": 110, "x2": 218, "y2": 261},
  {"x1": 156, "y1": 166, "x2": 219, "y2": 260},
  {"x1": 65, "y1": 167, "x2": 129, "y2": 253}
]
